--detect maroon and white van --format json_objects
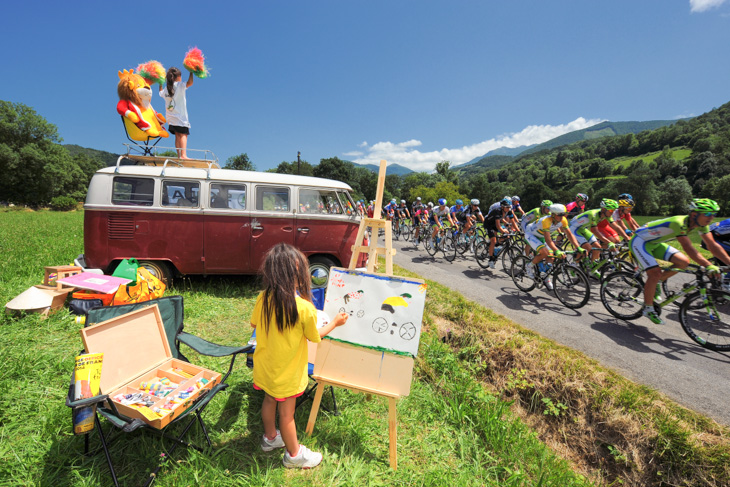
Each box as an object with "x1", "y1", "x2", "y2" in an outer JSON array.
[{"x1": 80, "y1": 156, "x2": 366, "y2": 287}]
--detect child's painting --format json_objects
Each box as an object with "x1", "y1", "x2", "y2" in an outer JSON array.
[{"x1": 322, "y1": 267, "x2": 427, "y2": 357}]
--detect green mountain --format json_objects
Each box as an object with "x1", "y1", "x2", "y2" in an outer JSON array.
[
  {"x1": 519, "y1": 120, "x2": 684, "y2": 157},
  {"x1": 64, "y1": 144, "x2": 120, "y2": 166},
  {"x1": 455, "y1": 155, "x2": 514, "y2": 176}
]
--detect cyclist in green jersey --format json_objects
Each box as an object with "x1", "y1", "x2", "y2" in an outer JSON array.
[
  {"x1": 568, "y1": 198, "x2": 630, "y2": 278},
  {"x1": 630, "y1": 198, "x2": 730, "y2": 324},
  {"x1": 520, "y1": 200, "x2": 552, "y2": 234}
]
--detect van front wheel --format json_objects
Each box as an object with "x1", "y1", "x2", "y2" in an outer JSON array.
[
  {"x1": 138, "y1": 260, "x2": 173, "y2": 287},
  {"x1": 309, "y1": 256, "x2": 335, "y2": 289}
]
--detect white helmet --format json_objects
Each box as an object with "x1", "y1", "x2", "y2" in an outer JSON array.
[{"x1": 549, "y1": 203, "x2": 567, "y2": 216}]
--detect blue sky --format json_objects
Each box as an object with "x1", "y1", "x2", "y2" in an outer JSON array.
[{"x1": 2, "y1": 0, "x2": 729, "y2": 172}]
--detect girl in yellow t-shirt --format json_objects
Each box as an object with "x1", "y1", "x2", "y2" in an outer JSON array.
[{"x1": 251, "y1": 243, "x2": 348, "y2": 468}]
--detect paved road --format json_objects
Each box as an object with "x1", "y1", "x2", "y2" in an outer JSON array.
[{"x1": 391, "y1": 237, "x2": 730, "y2": 426}]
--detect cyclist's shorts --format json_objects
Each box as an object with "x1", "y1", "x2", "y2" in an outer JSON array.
[
  {"x1": 599, "y1": 226, "x2": 618, "y2": 239},
  {"x1": 520, "y1": 218, "x2": 532, "y2": 234},
  {"x1": 630, "y1": 237, "x2": 681, "y2": 270},
  {"x1": 575, "y1": 229, "x2": 597, "y2": 247},
  {"x1": 525, "y1": 232, "x2": 546, "y2": 252},
  {"x1": 485, "y1": 224, "x2": 500, "y2": 239}
]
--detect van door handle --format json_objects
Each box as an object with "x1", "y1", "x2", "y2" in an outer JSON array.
[
  {"x1": 251, "y1": 223, "x2": 263, "y2": 230},
  {"x1": 298, "y1": 227, "x2": 310, "y2": 233}
]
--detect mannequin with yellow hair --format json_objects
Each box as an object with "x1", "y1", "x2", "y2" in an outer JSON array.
[{"x1": 116, "y1": 69, "x2": 169, "y2": 140}]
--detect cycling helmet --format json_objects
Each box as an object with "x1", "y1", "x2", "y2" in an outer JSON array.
[
  {"x1": 540, "y1": 199, "x2": 553, "y2": 207},
  {"x1": 500, "y1": 197, "x2": 511, "y2": 207},
  {"x1": 512, "y1": 195, "x2": 520, "y2": 202},
  {"x1": 618, "y1": 193, "x2": 633, "y2": 200},
  {"x1": 549, "y1": 203, "x2": 567, "y2": 216},
  {"x1": 503, "y1": 195, "x2": 512, "y2": 201},
  {"x1": 470, "y1": 198, "x2": 480, "y2": 206},
  {"x1": 438, "y1": 198, "x2": 447, "y2": 206},
  {"x1": 618, "y1": 198, "x2": 634, "y2": 208},
  {"x1": 688, "y1": 198, "x2": 720, "y2": 213},
  {"x1": 600, "y1": 198, "x2": 619, "y2": 211},
  {"x1": 428, "y1": 202, "x2": 434, "y2": 207},
  {"x1": 416, "y1": 196, "x2": 422, "y2": 201},
  {"x1": 455, "y1": 199, "x2": 463, "y2": 205},
  {"x1": 576, "y1": 193, "x2": 589, "y2": 202},
  {"x1": 391, "y1": 199, "x2": 396, "y2": 204},
  {"x1": 400, "y1": 199, "x2": 406, "y2": 204}
]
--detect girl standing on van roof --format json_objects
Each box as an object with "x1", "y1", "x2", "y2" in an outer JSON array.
[
  {"x1": 251, "y1": 243, "x2": 348, "y2": 468},
  {"x1": 159, "y1": 67, "x2": 194, "y2": 159}
]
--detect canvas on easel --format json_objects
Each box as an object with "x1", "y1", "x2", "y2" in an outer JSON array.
[{"x1": 306, "y1": 159, "x2": 426, "y2": 470}]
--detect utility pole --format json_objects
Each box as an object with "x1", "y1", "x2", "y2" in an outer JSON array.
[{"x1": 297, "y1": 151, "x2": 301, "y2": 175}]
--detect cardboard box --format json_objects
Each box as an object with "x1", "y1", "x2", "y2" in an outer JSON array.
[{"x1": 79, "y1": 305, "x2": 221, "y2": 429}]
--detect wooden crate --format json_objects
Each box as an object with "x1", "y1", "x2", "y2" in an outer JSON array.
[{"x1": 80, "y1": 305, "x2": 221, "y2": 429}]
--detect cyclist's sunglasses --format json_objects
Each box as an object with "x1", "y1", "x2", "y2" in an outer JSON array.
[
  {"x1": 702, "y1": 212, "x2": 717, "y2": 217},
  {"x1": 554, "y1": 213, "x2": 566, "y2": 218}
]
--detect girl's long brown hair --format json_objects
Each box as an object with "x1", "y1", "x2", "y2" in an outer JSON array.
[
  {"x1": 166, "y1": 67, "x2": 181, "y2": 98},
  {"x1": 260, "y1": 243, "x2": 312, "y2": 334}
]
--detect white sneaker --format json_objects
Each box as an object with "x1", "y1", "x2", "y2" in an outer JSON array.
[
  {"x1": 260, "y1": 430, "x2": 285, "y2": 452},
  {"x1": 524, "y1": 265, "x2": 535, "y2": 280},
  {"x1": 283, "y1": 444, "x2": 323, "y2": 469},
  {"x1": 488, "y1": 260, "x2": 496, "y2": 269}
]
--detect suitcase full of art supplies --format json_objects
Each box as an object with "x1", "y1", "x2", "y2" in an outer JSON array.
[{"x1": 79, "y1": 304, "x2": 220, "y2": 429}]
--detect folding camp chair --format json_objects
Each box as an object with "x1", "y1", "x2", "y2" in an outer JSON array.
[
  {"x1": 121, "y1": 116, "x2": 163, "y2": 156},
  {"x1": 65, "y1": 296, "x2": 252, "y2": 487}
]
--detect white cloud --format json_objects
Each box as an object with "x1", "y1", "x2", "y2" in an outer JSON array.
[
  {"x1": 358, "y1": 141, "x2": 368, "y2": 147},
  {"x1": 690, "y1": 0, "x2": 727, "y2": 12},
  {"x1": 347, "y1": 117, "x2": 605, "y2": 172},
  {"x1": 343, "y1": 151, "x2": 364, "y2": 157}
]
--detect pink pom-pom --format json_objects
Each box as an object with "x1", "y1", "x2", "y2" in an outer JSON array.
[{"x1": 136, "y1": 60, "x2": 166, "y2": 85}]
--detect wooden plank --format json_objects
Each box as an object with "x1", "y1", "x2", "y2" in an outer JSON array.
[{"x1": 389, "y1": 396, "x2": 397, "y2": 469}]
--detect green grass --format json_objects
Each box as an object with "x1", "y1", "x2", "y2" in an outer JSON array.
[
  {"x1": 0, "y1": 210, "x2": 590, "y2": 486},
  {"x1": 611, "y1": 147, "x2": 692, "y2": 168}
]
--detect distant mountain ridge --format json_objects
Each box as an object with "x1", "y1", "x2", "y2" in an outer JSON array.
[
  {"x1": 351, "y1": 161, "x2": 414, "y2": 176},
  {"x1": 455, "y1": 119, "x2": 685, "y2": 176},
  {"x1": 64, "y1": 144, "x2": 120, "y2": 166}
]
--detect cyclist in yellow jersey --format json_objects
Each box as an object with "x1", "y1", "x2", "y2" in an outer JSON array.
[{"x1": 524, "y1": 203, "x2": 585, "y2": 286}]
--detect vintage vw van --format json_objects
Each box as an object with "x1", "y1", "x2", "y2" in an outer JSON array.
[{"x1": 81, "y1": 156, "x2": 366, "y2": 287}]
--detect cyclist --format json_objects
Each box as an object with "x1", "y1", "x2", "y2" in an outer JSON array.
[
  {"x1": 520, "y1": 199, "x2": 552, "y2": 234},
  {"x1": 411, "y1": 200, "x2": 428, "y2": 244},
  {"x1": 704, "y1": 218, "x2": 730, "y2": 291},
  {"x1": 383, "y1": 199, "x2": 397, "y2": 220},
  {"x1": 597, "y1": 195, "x2": 639, "y2": 244},
  {"x1": 566, "y1": 193, "x2": 589, "y2": 219},
  {"x1": 569, "y1": 198, "x2": 630, "y2": 278},
  {"x1": 512, "y1": 195, "x2": 526, "y2": 218},
  {"x1": 430, "y1": 198, "x2": 456, "y2": 243},
  {"x1": 411, "y1": 196, "x2": 422, "y2": 216},
  {"x1": 630, "y1": 198, "x2": 730, "y2": 325},
  {"x1": 462, "y1": 198, "x2": 484, "y2": 234},
  {"x1": 396, "y1": 199, "x2": 411, "y2": 221},
  {"x1": 483, "y1": 197, "x2": 515, "y2": 269},
  {"x1": 366, "y1": 200, "x2": 374, "y2": 218},
  {"x1": 450, "y1": 199, "x2": 465, "y2": 225},
  {"x1": 523, "y1": 203, "x2": 584, "y2": 289}
]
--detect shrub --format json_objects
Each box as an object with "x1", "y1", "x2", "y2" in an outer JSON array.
[{"x1": 49, "y1": 195, "x2": 78, "y2": 211}]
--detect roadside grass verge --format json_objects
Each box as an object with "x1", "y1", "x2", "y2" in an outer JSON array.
[{"x1": 1, "y1": 210, "x2": 588, "y2": 486}]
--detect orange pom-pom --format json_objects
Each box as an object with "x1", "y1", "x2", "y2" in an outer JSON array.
[
  {"x1": 136, "y1": 60, "x2": 166, "y2": 85},
  {"x1": 183, "y1": 47, "x2": 209, "y2": 78}
]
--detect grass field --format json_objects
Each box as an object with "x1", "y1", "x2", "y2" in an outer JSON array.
[
  {"x1": 610, "y1": 147, "x2": 692, "y2": 169},
  {"x1": 1, "y1": 210, "x2": 729, "y2": 486}
]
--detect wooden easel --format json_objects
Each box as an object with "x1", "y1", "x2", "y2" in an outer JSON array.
[{"x1": 306, "y1": 159, "x2": 407, "y2": 469}]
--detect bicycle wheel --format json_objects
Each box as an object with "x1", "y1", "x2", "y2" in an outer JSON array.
[
  {"x1": 401, "y1": 223, "x2": 411, "y2": 242},
  {"x1": 474, "y1": 237, "x2": 491, "y2": 269},
  {"x1": 511, "y1": 255, "x2": 536, "y2": 292},
  {"x1": 600, "y1": 259, "x2": 636, "y2": 282},
  {"x1": 425, "y1": 234, "x2": 439, "y2": 256},
  {"x1": 392, "y1": 220, "x2": 401, "y2": 240},
  {"x1": 501, "y1": 244, "x2": 520, "y2": 272},
  {"x1": 600, "y1": 270, "x2": 645, "y2": 320},
  {"x1": 679, "y1": 289, "x2": 730, "y2": 352},
  {"x1": 442, "y1": 234, "x2": 457, "y2": 262},
  {"x1": 552, "y1": 263, "x2": 591, "y2": 309},
  {"x1": 455, "y1": 231, "x2": 470, "y2": 254}
]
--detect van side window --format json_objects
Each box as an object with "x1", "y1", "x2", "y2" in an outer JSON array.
[
  {"x1": 210, "y1": 183, "x2": 247, "y2": 209},
  {"x1": 337, "y1": 190, "x2": 356, "y2": 215},
  {"x1": 256, "y1": 186, "x2": 290, "y2": 212},
  {"x1": 112, "y1": 177, "x2": 154, "y2": 206},
  {"x1": 299, "y1": 189, "x2": 343, "y2": 214},
  {"x1": 162, "y1": 180, "x2": 200, "y2": 207}
]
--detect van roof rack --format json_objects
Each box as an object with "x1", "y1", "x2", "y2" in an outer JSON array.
[{"x1": 120, "y1": 144, "x2": 220, "y2": 169}]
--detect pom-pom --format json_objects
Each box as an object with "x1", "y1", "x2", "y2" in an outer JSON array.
[
  {"x1": 136, "y1": 60, "x2": 166, "y2": 85},
  {"x1": 183, "y1": 47, "x2": 209, "y2": 79}
]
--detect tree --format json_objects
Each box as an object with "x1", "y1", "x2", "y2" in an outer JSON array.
[
  {"x1": 313, "y1": 157, "x2": 354, "y2": 183},
  {"x1": 270, "y1": 159, "x2": 314, "y2": 176},
  {"x1": 658, "y1": 176, "x2": 693, "y2": 215},
  {"x1": 224, "y1": 153, "x2": 255, "y2": 171},
  {"x1": 435, "y1": 160, "x2": 457, "y2": 184}
]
